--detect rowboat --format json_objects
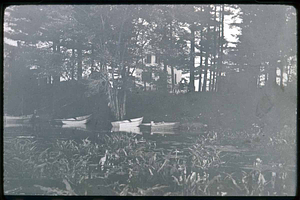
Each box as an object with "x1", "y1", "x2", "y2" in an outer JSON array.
[
  {"x1": 111, "y1": 117, "x2": 143, "y2": 128},
  {"x1": 143, "y1": 121, "x2": 180, "y2": 129},
  {"x1": 56, "y1": 114, "x2": 91, "y2": 125}
]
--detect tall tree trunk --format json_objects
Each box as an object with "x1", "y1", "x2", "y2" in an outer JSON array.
[
  {"x1": 198, "y1": 51, "x2": 203, "y2": 92},
  {"x1": 162, "y1": 61, "x2": 168, "y2": 91},
  {"x1": 51, "y1": 41, "x2": 59, "y2": 117},
  {"x1": 202, "y1": 50, "x2": 209, "y2": 92},
  {"x1": 114, "y1": 10, "x2": 128, "y2": 120},
  {"x1": 72, "y1": 48, "x2": 76, "y2": 80},
  {"x1": 267, "y1": 60, "x2": 277, "y2": 87},
  {"x1": 209, "y1": 61, "x2": 213, "y2": 92},
  {"x1": 91, "y1": 45, "x2": 94, "y2": 76},
  {"x1": 287, "y1": 63, "x2": 291, "y2": 83},
  {"x1": 77, "y1": 46, "x2": 82, "y2": 81},
  {"x1": 212, "y1": 5, "x2": 218, "y2": 91},
  {"x1": 50, "y1": 41, "x2": 57, "y2": 84},
  {"x1": 264, "y1": 61, "x2": 278, "y2": 103},
  {"x1": 119, "y1": 88, "x2": 126, "y2": 120},
  {"x1": 280, "y1": 59, "x2": 285, "y2": 89},
  {"x1": 189, "y1": 26, "x2": 195, "y2": 92},
  {"x1": 53, "y1": 43, "x2": 60, "y2": 85},
  {"x1": 217, "y1": 5, "x2": 225, "y2": 92},
  {"x1": 171, "y1": 65, "x2": 175, "y2": 92},
  {"x1": 198, "y1": 8, "x2": 204, "y2": 92},
  {"x1": 265, "y1": 64, "x2": 268, "y2": 87},
  {"x1": 121, "y1": 90, "x2": 126, "y2": 120},
  {"x1": 170, "y1": 21, "x2": 175, "y2": 92},
  {"x1": 202, "y1": 25, "x2": 210, "y2": 92},
  {"x1": 118, "y1": 64, "x2": 127, "y2": 120},
  {"x1": 114, "y1": 89, "x2": 119, "y2": 120},
  {"x1": 209, "y1": 64, "x2": 214, "y2": 91}
]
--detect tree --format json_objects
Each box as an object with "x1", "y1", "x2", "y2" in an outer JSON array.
[
  {"x1": 233, "y1": 5, "x2": 296, "y2": 93},
  {"x1": 85, "y1": 5, "x2": 155, "y2": 120}
]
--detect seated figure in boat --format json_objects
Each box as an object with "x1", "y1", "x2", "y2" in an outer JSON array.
[{"x1": 30, "y1": 110, "x2": 40, "y2": 131}]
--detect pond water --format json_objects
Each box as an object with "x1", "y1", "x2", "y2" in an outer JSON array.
[{"x1": 3, "y1": 122, "x2": 296, "y2": 196}]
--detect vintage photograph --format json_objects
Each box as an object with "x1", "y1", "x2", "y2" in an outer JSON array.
[{"x1": 3, "y1": 5, "x2": 297, "y2": 196}]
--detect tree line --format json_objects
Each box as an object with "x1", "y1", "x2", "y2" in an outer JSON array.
[{"x1": 4, "y1": 5, "x2": 297, "y2": 120}]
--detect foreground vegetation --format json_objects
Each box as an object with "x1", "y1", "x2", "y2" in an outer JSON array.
[{"x1": 4, "y1": 121, "x2": 296, "y2": 196}]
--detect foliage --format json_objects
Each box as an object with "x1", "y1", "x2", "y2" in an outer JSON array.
[
  {"x1": 4, "y1": 138, "x2": 37, "y2": 178},
  {"x1": 4, "y1": 5, "x2": 246, "y2": 116},
  {"x1": 4, "y1": 5, "x2": 297, "y2": 118},
  {"x1": 4, "y1": 124, "x2": 295, "y2": 196}
]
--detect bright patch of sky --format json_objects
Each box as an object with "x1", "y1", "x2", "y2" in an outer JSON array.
[
  {"x1": 224, "y1": 15, "x2": 241, "y2": 47},
  {"x1": 224, "y1": 6, "x2": 242, "y2": 47},
  {"x1": 193, "y1": 6, "x2": 242, "y2": 91}
]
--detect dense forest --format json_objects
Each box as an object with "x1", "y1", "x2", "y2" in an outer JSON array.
[{"x1": 4, "y1": 5, "x2": 297, "y2": 122}]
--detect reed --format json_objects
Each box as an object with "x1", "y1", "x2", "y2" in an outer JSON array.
[{"x1": 4, "y1": 129, "x2": 295, "y2": 195}]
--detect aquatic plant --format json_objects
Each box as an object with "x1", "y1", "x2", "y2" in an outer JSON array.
[
  {"x1": 4, "y1": 138, "x2": 37, "y2": 178},
  {"x1": 4, "y1": 128, "x2": 296, "y2": 196}
]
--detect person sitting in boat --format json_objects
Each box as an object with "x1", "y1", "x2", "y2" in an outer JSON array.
[
  {"x1": 31, "y1": 110, "x2": 38, "y2": 122},
  {"x1": 31, "y1": 110, "x2": 40, "y2": 131}
]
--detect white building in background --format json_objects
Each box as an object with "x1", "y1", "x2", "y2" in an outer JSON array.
[{"x1": 134, "y1": 54, "x2": 182, "y2": 91}]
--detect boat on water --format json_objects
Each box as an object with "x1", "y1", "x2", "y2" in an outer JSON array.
[
  {"x1": 55, "y1": 114, "x2": 92, "y2": 125},
  {"x1": 111, "y1": 117, "x2": 143, "y2": 128},
  {"x1": 142, "y1": 121, "x2": 180, "y2": 129}
]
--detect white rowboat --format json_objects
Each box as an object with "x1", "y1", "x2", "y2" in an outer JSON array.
[
  {"x1": 111, "y1": 117, "x2": 143, "y2": 128},
  {"x1": 57, "y1": 114, "x2": 91, "y2": 125}
]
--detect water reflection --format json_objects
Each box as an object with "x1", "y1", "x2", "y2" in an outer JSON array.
[
  {"x1": 62, "y1": 123, "x2": 87, "y2": 130},
  {"x1": 4, "y1": 117, "x2": 31, "y2": 128},
  {"x1": 110, "y1": 126, "x2": 178, "y2": 136},
  {"x1": 150, "y1": 130, "x2": 176, "y2": 136},
  {"x1": 150, "y1": 127, "x2": 177, "y2": 136},
  {"x1": 4, "y1": 123, "x2": 31, "y2": 128},
  {"x1": 16, "y1": 135, "x2": 35, "y2": 139},
  {"x1": 111, "y1": 126, "x2": 141, "y2": 134},
  {"x1": 4, "y1": 115, "x2": 32, "y2": 124}
]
